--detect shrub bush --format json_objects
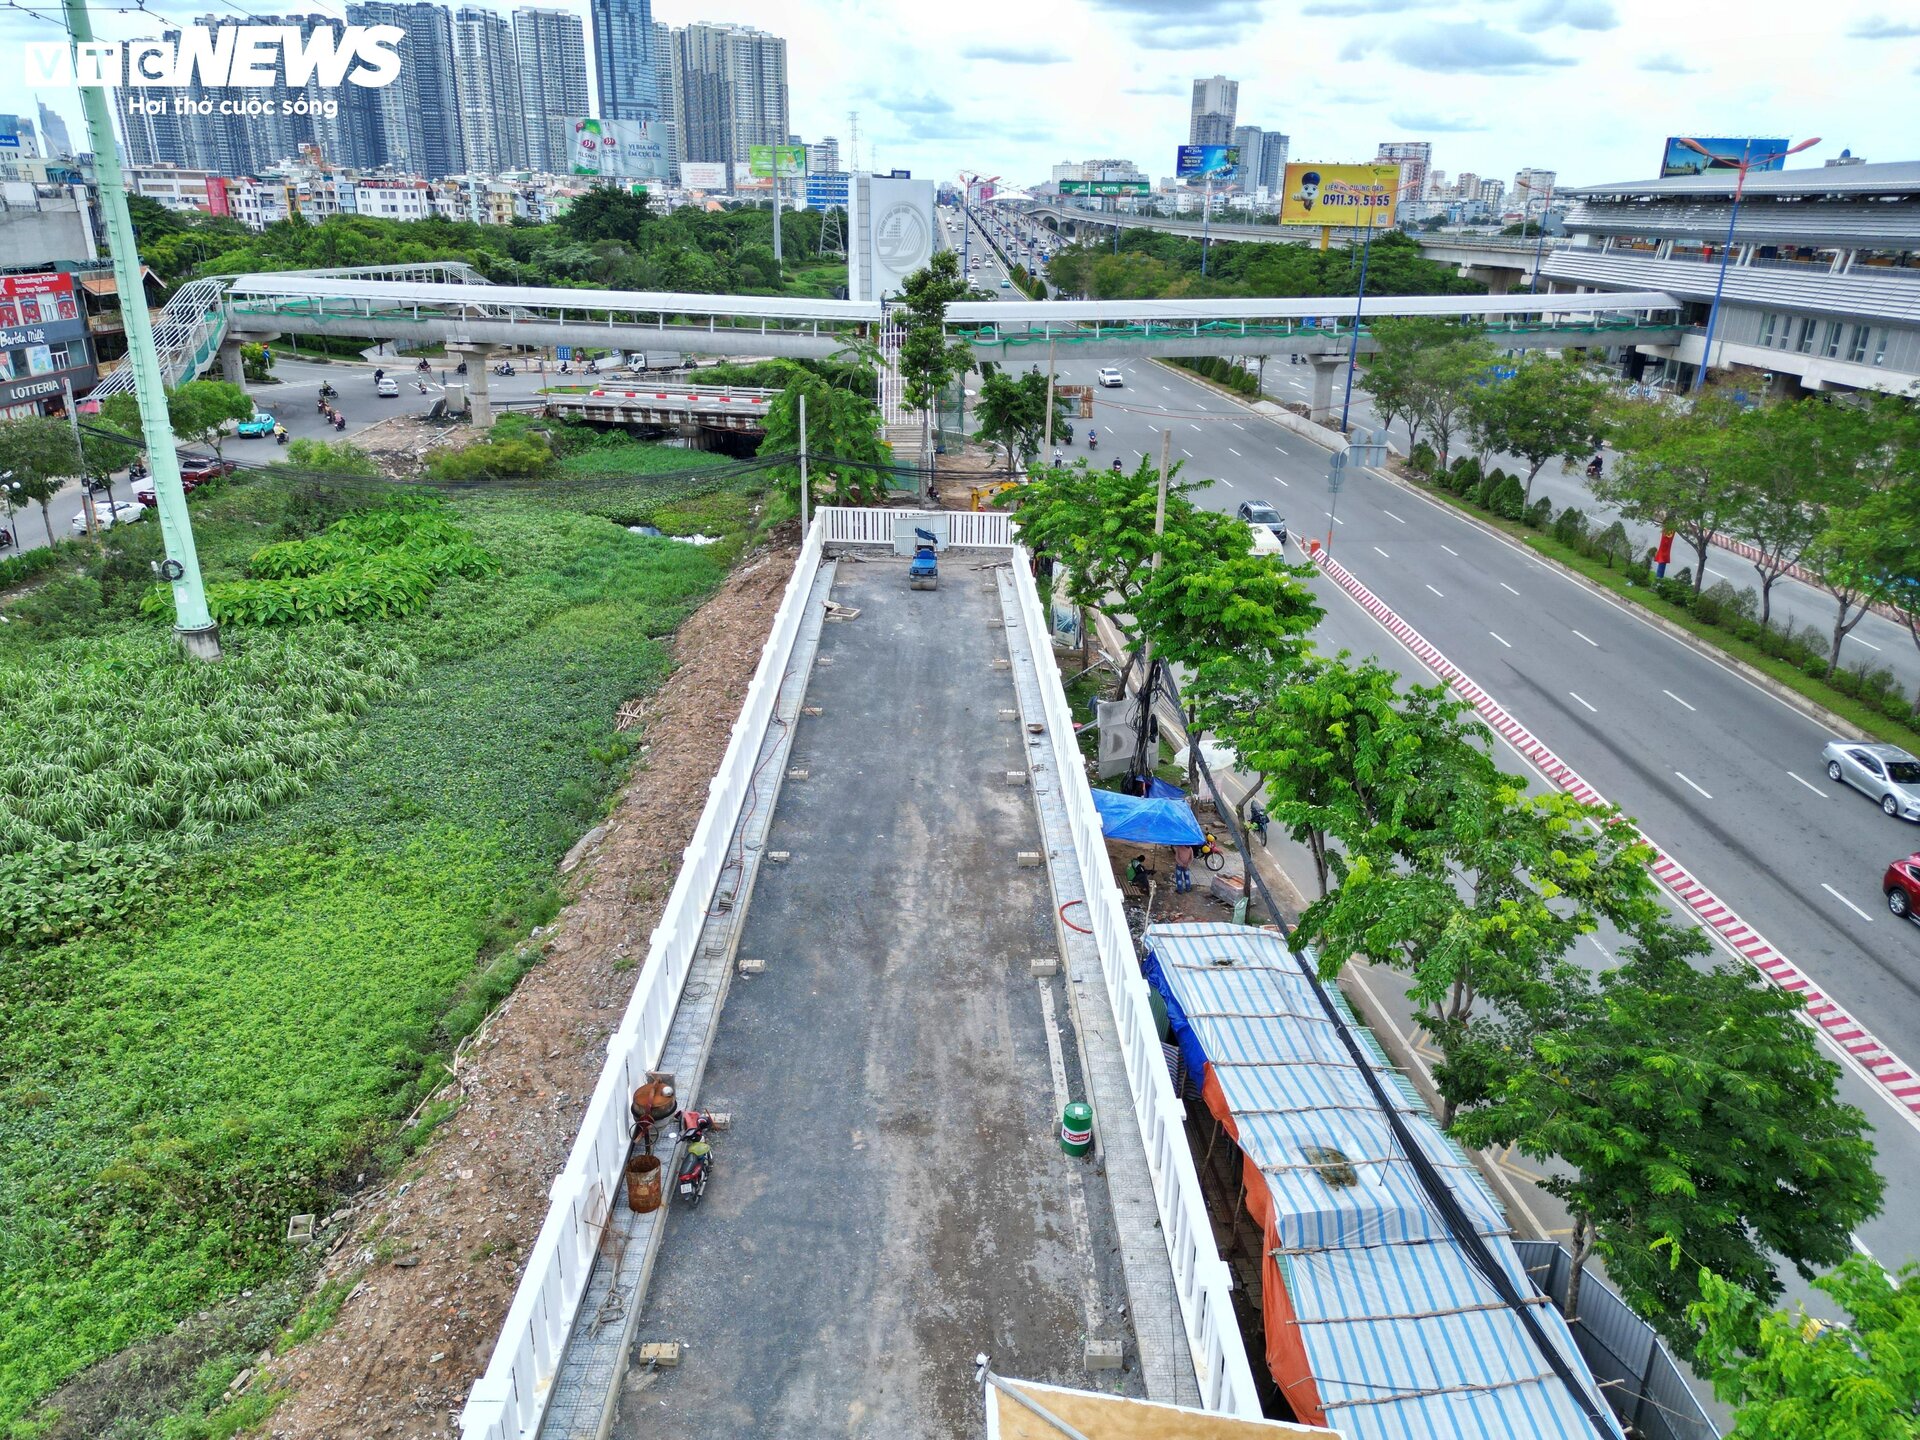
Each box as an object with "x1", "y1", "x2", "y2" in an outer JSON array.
[
  {"x1": 1592, "y1": 520, "x2": 1632, "y2": 568},
  {"x1": 1473, "y1": 472, "x2": 1500, "y2": 509},
  {"x1": 1552, "y1": 506, "x2": 1589, "y2": 547},
  {"x1": 1524, "y1": 497, "x2": 1554, "y2": 529},
  {"x1": 425, "y1": 435, "x2": 553, "y2": 482},
  {"x1": 1450, "y1": 455, "x2": 1482, "y2": 492},
  {"x1": 1488, "y1": 475, "x2": 1527, "y2": 521},
  {"x1": 1408, "y1": 440, "x2": 1437, "y2": 475},
  {"x1": 0, "y1": 539, "x2": 83, "y2": 591}
]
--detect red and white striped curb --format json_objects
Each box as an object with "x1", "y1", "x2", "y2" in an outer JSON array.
[
  {"x1": 1709, "y1": 533, "x2": 1910, "y2": 627},
  {"x1": 1307, "y1": 544, "x2": 1920, "y2": 1126}
]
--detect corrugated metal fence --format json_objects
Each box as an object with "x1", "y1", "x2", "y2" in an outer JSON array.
[{"x1": 1512, "y1": 1242, "x2": 1722, "y2": 1440}]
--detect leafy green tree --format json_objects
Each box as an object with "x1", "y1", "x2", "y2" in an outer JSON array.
[
  {"x1": 1195, "y1": 655, "x2": 1416, "y2": 896},
  {"x1": 1463, "y1": 353, "x2": 1611, "y2": 501},
  {"x1": 1360, "y1": 316, "x2": 1485, "y2": 453},
  {"x1": 558, "y1": 185, "x2": 653, "y2": 245},
  {"x1": 78, "y1": 417, "x2": 141, "y2": 506},
  {"x1": 1302, "y1": 770, "x2": 1659, "y2": 1115},
  {"x1": 974, "y1": 369, "x2": 1075, "y2": 470},
  {"x1": 1720, "y1": 400, "x2": 1842, "y2": 632},
  {"x1": 283, "y1": 438, "x2": 379, "y2": 475},
  {"x1": 0, "y1": 416, "x2": 81, "y2": 544},
  {"x1": 757, "y1": 363, "x2": 893, "y2": 507},
  {"x1": 1137, "y1": 535, "x2": 1323, "y2": 786},
  {"x1": 1597, "y1": 391, "x2": 1747, "y2": 592},
  {"x1": 1409, "y1": 332, "x2": 1499, "y2": 467},
  {"x1": 1691, "y1": 1256, "x2": 1920, "y2": 1440},
  {"x1": 1803, "y1": 396, "x2": 1920, "y2": 671},
  {"x1": 1450, "y1": 919, "x2": 1884, "y2": 1347}
]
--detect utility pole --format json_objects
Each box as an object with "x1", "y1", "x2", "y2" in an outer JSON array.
[
  {"x1": 1155, "y1": 426, "x2": 1172, "y2": 564},
  {"x1": 61, "y1": 376, "x2": 98, "y2": 533},
  {"x1": 1041, "y1": 339, "x2": 1057, "y2": 461},
  {"x1": 62, "y1": 0, "x2": 220, "y2": 659},
  {"x1": 798, "y1": 391, "x2": 810, "y2": 536}
]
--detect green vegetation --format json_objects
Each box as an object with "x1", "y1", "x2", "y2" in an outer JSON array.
[
  {"x1": 146, "y1": 189, "x2": 848, "y2": 300},
  {"x1": 1022, "y1": 442, "x2": 1884, "y2": 1382},
  {"x1": 1168, "y1": 355, "x2": 1261, "y2": 398},
  {"x1": 1047, "y1": 227, "x2": 1482, "y2": 301},
  {"x1": 0, "y1": 449, "x2": 770, "y2": 1428}
]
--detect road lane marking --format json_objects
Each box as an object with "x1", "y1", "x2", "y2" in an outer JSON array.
[
  {"x1": 1489, "y1": 631, "x2": 1512, "y2": 647},
  {"x1": 1663, "y1": 689, "x2": 1696, "y2": 712},
  {"x1": 1274, "y1": 476, "x2": 1289, "y2": 486},
  {"x1": 1182, "y1": 449, "x2": 1193, "y2": 458},
  {"x1": 1231, "y1": 422, "x2": 1245, "y2": 430},
  {"x1": 1426, "y1": 584, "x2": 1444, "y2": 598},
  {"x1": 1218, "y1": 478, "x2": 1234, "y2": 488},
  {"x1": 1823, "y1": 883, "x2": 1874, "y2": 923},
  {"x1": 1190, "y1": 423, "x2": 1202, "y2": 432},
  {"x1": 1440, "y1": 544, "x2": 1459, "y2": 557},
  {"x1": 1298, "y1": 540, "x2": 1920, "y2": 1135},
  {"x1": 1788, "y1": 770, "x2": 1827, "y2": 797},
  {"x1": 1570, "y1": 692, "x2": 1597, "y2": 712},
  {"x1": 1675, "y1": 772, "x2": 1713, "y2": 799},
  {"x1": 1571, "y1": 629, "x2": 1598, "y2": 646},
  {"x1": 1373, "y1": 546, "x2": 1390, "y2": 558},
  {"x1": 1227, "y1": 447, "x2": 1241, "y2": 456},
  {"x1": 1273, "y1": 444, "x2": 1289, "y2": 455},
  {"x1": 1499, "y1": 582, "x2": 1520, "y2": 595},
  {"x1": 1853, "y1": 636, "x2": 1883, "y2": 652},
  {"x1": 1381, "y1": 509, "x2": 1405, "y2": 523},
  {"x1": 1588, "y1": 936, "x2": 1612, "y2": 960},
  {"x1": 1332, "y1": 516, "x2": 1344, "y2": 525}
]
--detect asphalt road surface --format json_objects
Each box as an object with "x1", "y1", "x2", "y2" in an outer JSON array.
[{"x1": 999, "y1": 347, "x2": 1920, "y2": 1274}]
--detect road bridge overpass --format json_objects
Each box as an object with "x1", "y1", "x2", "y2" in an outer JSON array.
[{"x1": 1020, "y1": 203, "x2": 1568, "y2": 290}]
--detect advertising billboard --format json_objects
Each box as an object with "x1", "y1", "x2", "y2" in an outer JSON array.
[
  {"x1": 1279, "y1": 162, "x2": 1399, "y2": 227},
  {"x1": 748, "y1": 143, "x2": 807, "y2": 179},
  {"x1": 1659, "y1": 136, "x2": 1789, "y2": 178},
  {"x1": 569, "y1": 118, "x2": 670, "y2": 180},
  {"x1": 1059, "y1": 179, "x2": 1150, "y2": 196},
  {"x1": 847, "y1": 173, "x2": 935, "y2": 301},
  {"x1": 680, "y1": 160, "x2": 728, "y2": 191},
  {"x1": 0, "y1": 272, "x2": 78, "y2": 328},
  {"x1": 1176, "y1": 145, "x2": 1239, "y2": 180}
]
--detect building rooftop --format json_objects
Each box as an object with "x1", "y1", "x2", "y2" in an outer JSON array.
[
  {"x1": 1141, "y1": 922, "x2": 1620, "y2": 1440},
  {"x1": 1567, "y1": 158, "x2": 1920, "y2": 201}
]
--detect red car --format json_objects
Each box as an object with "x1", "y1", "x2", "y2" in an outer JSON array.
[
  {"x1": 132, "y1": 456, "x2": 235, "y2": 505},
  {"x1": 1885, "y1": 854, "x2": 1920, "y2": 921}
]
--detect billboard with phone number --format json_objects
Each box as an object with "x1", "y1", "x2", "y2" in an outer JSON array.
[
  {"x1": 748, "y1": 143, "x2": 807, "y2": 179},
  {"x1": 1279, "y1": 162, "x2": 1399, "y2": 227},
  {"x1": 1659, "y1": 136, "x2": 1789, "y2": 177},
  {"x1": 1175, "y1": 145, "x2": 1239, "y2": 180}
]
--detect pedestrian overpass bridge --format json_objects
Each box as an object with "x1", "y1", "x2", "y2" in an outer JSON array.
[
  {"x1": 1020, "y1": 202, "x2": 1570, "y2": 291},
  {"x1": 135, "y1": 265, "x2": 1681, "y2": 411}
]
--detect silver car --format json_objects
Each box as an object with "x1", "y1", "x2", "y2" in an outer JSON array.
[{"x1": 1823, "y1": 741, "x2": 1920, "y2": 820}]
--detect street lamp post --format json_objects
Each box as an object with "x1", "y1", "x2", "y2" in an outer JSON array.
[
  {"x1": 1337, "y1": 202, "x2": 1382, "y2": 434},
  {"x1": 1514, "y1": 175, "x2": 1555, "y2": 295},
  {"x1": 1675, "y1": 134, "x2": 1822, "y2": 391}
]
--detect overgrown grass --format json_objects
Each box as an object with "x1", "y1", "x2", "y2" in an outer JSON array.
[{"x1": 0, "y1": 452, "x2": 769, "y2": 1429}]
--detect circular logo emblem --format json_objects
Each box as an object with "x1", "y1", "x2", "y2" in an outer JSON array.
[{"x1": 875, "y1": 202, "x2": 931, "y2": 270}]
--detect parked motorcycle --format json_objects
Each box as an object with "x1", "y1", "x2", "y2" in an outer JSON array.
[
  {"x1": 0, "y1": 526, "x2": 13, "y2": 551},
  {"x1": 676, "y1": 1110, "x2": 716, "y2": 1206}
]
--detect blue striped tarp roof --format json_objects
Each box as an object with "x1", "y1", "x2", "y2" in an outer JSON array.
[{"x1": 1143, "y1": 923, "x2": 1623, "y2": 1440}]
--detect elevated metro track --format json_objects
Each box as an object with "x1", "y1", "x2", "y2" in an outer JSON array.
[{"x1": 220, "y1": 273, "x2": 1683, "y2": 363}]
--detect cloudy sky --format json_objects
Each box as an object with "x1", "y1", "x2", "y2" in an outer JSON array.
[{"x1": 10, "y1": 0, "x2": 1918, "y2": 187}]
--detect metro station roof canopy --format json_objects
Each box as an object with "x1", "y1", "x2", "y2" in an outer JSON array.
[{"x1": 1565, "y1": 158, "x2": 1920, "y2": 202}]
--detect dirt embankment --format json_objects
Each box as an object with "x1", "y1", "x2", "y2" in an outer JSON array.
[{"x1": 255, "y1": 540, "x2": 796, "y2": 1438}]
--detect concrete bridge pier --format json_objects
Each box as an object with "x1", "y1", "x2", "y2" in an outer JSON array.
[
  {"x1": 1458, "y1": 265, "x2": 1518, "y2": 295},
  {"x1": 447, "y1": 343, "x2": 498, "y2": 427},
  {"x1": 217, "y1": 336, "x2": 247, "y2": 393},
  {"x1": 1308, "y1": 353, "x2": 1346, "y2": 425}
]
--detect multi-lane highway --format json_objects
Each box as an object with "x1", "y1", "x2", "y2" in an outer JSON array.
[{"x1": 973, "y1": 331, "x2": 1920, "y2": 1268}]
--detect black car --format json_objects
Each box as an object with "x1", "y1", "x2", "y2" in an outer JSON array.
[{"x1": 1237, "y1": 500, "x2": 1288, "y2": 546}]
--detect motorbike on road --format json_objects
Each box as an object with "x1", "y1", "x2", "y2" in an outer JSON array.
[{"x1": 676, "y1": 1110, "x2": 716, "y2": 1206}]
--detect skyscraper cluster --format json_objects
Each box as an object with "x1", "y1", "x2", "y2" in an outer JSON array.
[
  {"x1": 112, "y1": 0, "x2": 792, "y2": 188},
  {"x1": 1188, "y1": 76, "x2": 1286, "y2": 193},
  {"x1": 115, "y1": 5, "x2": 590, "y2": 180}
]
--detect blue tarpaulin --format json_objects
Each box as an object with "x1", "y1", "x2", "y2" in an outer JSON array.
[
  {"x1": 1143, "y1": 777, "x2": 1186, "y2": 800},
  {"x1": 1090, "y1": 789, "x2": 1205, "y2": 845}
]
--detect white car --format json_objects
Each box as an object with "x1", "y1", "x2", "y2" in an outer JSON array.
[
  {"x1": 376, "y1": 375, "x2": 400, "y2": 397},
  {"x1": 1097, "y1": 368, "x2": 1125, "y2": 387},
  {"x1": 72, "y1": 499, "x2": 147, "y2": 534}
]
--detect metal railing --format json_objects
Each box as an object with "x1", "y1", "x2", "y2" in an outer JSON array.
[
  {"x1": 89, "y1": 275, "x2": 231, "y2": 399},
  {"x1": 1512, "y1": 1242, "x2": 1721, "y2": 1440},
  {"x1": 1003, "y1": 545, "x2": 1264, "y2": 1416},
  {"x1": 458, "y1": 517, "x2": 827, "y2": 1440},
  {"x1": 816, "y1": 506, "x2": 1014, "y2": 548}
]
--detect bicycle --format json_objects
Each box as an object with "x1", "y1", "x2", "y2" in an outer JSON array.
[{"x1": 1197, "y1": 833, "x2": 1228, "y2": 873}]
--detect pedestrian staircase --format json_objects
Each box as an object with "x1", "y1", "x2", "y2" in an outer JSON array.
[{"x1": 88, "y1": 276, "x2": 232, "y2": 401}]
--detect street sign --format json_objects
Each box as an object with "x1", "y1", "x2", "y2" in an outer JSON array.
[
  {"x1": 1346, "y1": 427, "x2": 1391, "y2": 468},
  {"x1": 1327, "y1": 449, "x2": 1346, "y2": 493}
]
